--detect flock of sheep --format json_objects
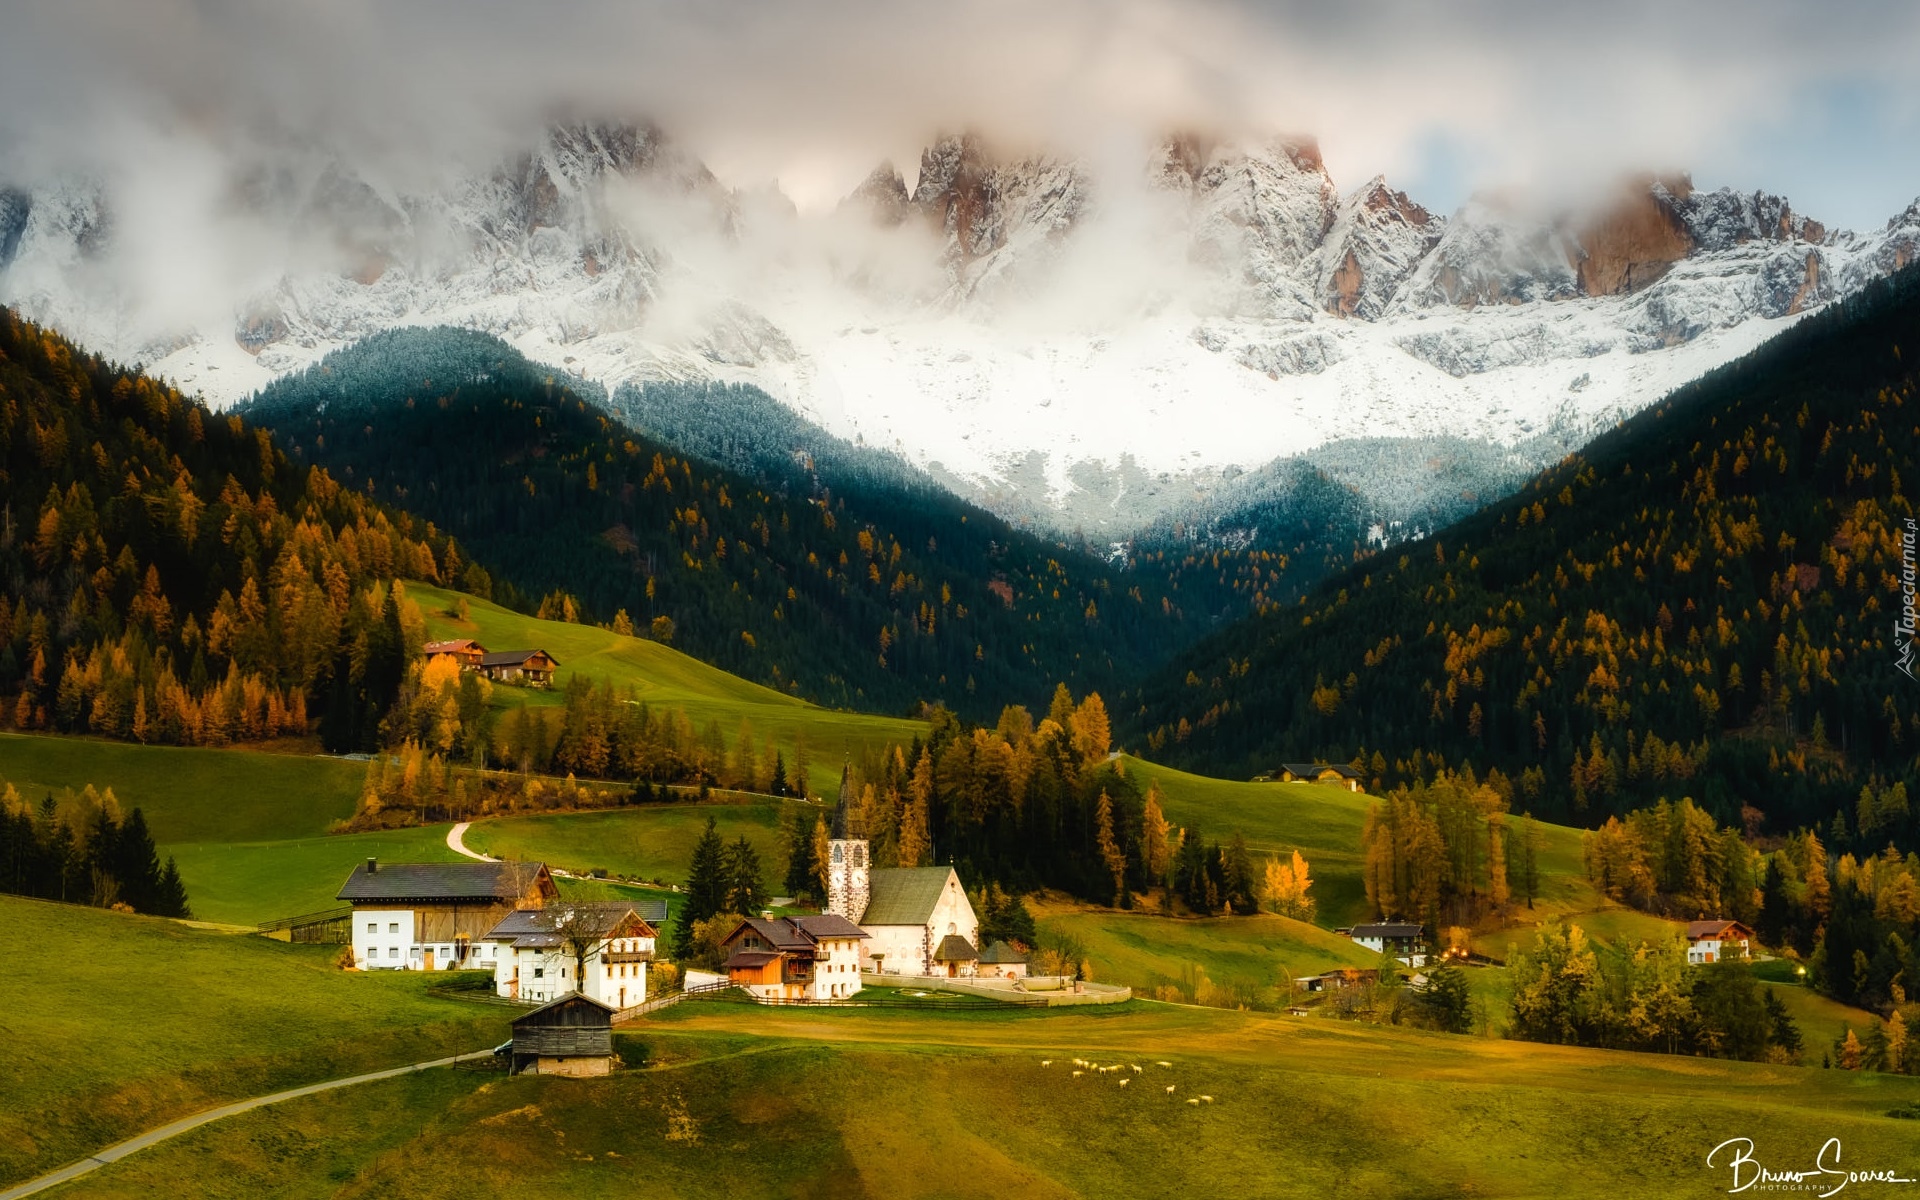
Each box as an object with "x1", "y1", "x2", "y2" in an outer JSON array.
[{"x1": 1040, "y1": 1058, "x2": 1213, "y2": 1105}]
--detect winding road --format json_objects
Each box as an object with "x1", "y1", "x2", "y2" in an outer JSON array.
[
  {"x1": 0, "y1": 1049, "x2": 495, "y2": 1200},
  {"x1": 446, "y1": 821, "x2": 495, "y2": 862}
]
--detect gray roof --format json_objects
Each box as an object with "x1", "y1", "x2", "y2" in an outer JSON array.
[
  {"x1": 480, "y1": 649, "x2": 558, "y2": 668},
  {"x1": 792, "y1": 913, "x2": 869, "y2": 940},
  {"x1": 1281, "y1": 763, "x2": 1360, "y2": 778},
  {"x1": 862, "y1": 867, "x2": 956, "y2": 926},
  {"x1": 978, "y1": 939, "x2": 1028, "y2": 964},
  {"x1": 830, "y1": 764, "x2": 864, "y2": 839},
  {"x1": 485, "y1": 902, "x2": 656, "y2": 942},
  {"x1": 1348, "y1": 922, "x2": 1424, "y2": 939},
  {"x1": 337, "y1": 860, "x2": 551, "y2": 904},
  {"x1": 933, "y1": 934, "x2": 979, "y2": 961}
]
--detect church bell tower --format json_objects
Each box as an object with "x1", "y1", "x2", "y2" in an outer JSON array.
[{"x1": 826, "y1": 764, "x2": 869, "y2": 924}]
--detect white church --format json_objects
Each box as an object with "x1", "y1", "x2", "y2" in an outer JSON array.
[{"x1": 824, "y1": 773, "x2": 982, "y2": 979}]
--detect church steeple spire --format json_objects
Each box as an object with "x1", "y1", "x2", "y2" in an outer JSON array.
[{"x1": 826, "y1": 762, "x2": 870, "y2": 923}]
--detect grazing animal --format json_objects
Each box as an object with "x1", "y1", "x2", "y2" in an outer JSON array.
[
  {"x1": 1130, "y1": 1064, "x2": 1142, "y2": 1073},
  {"x1": 1200, "y1": 1096, "x2": 1214, "y2": 1104},
  {"x1": 1157, "y1": 1061, "x2": 1173, "y2": 1068},
  {"x1": 1165, "y1": 1085, "x2": 1176, "y2": 1094},
  {"x1": 1187, "y1": 1098, "x2": 1201, "y2": 1105},
  {"x1": 1118, "y1": 1078, "x2": 1130, "y2": 1088},
  {"x1": 1072, "y1": 1070, "x2": 1084, "y2": 1078},
  {"x1": 1040, "y1": 1060, "x2": 1052, "y2": 1067}
]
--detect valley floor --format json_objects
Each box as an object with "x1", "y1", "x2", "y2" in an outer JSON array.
[{"x1": 26, "y1": 995, "x2": 1920, "y2": 1200}]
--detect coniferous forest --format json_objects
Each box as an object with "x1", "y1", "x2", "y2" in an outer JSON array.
[
  {"x1": 243, "y1": 328, "x2": 1193, "y2": 719},
  {"x1": 0, "y1": 310, "x2": 470, "y2": 754},
  {"x1": 1135, "y1": 263, "x2": 1920, "y2": 852}
]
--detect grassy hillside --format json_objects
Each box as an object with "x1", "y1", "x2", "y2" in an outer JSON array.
[
  {"x1": 0, "y1": 896, "x2": 505, "y2": 1189},
  {"x1": 44, "y1": 998, "x2": 1920, "y2": 1199},
  {"x1": 0, "y1": 733, "x2": 361, "y2": 844},
  {"x1": 1036, "y1": 903, "x2": 1379, "y2": 997},
  {"x1": 462, "y1": 801, "x2": 801, "y2": 892},
  {"x1": 416, "y1": 583, "x2": 924, "y2": 797}
]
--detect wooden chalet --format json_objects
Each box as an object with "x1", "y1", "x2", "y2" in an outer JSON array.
[
  {"x1": 1277, "y1": 763, "x2": 1364, "y2": 791},
  {"x1": 721, "y1": 913, "x2": 869, "y2": 1000},
  {"x1": 337, "y1": 858, "x2": 556, "y2": 971},
  {"x1": 479, "y1": 648, "x2": 561, "y2": 686},
  {"x1": 423, "y1": 638, "x2": 487, "y2": 669},
  {"x1": 1685, "y1": 919, "x2": 1755, "y2": 965},
  {"x1": 509, "y1": 993, "x2": 616, "y2": 1077}
]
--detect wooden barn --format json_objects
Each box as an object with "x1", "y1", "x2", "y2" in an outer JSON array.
[
  {"x1": 1277, "y1": 763, "x2": 1364, "y2": 791},
  {"x1": 510, "y1": 993, "x2": 617, "y2": 1077}
]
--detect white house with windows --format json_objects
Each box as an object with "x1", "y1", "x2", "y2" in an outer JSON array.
[
  {"x1": 1685, "y1": 919, "x2": 1754, "y2": 965},
  {"x1": 486, "y1": 902, "x2": 660, "y2": 1009},
  {"x1": 721, "y1": 913, "x2": 869, "y2": 1000},
  {"x1": 339, "y1": 858, "x2": 556, "y2": 972}
]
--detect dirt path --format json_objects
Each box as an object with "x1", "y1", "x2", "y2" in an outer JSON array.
[
  {"x1": 446, "y1": 821, "x2": 495, "y2": 862},
  {"x1": 0, "y1": 1050, "x2": 494, "y2": 1200}
]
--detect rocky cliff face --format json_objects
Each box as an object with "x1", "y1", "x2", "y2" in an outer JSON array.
[{"x1": 2, "y1": 120, "x2": 1917, "y2": 530}]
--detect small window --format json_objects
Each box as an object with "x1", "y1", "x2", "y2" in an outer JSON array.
[
  {"x1": 366, "y1": 922, "x2": 377, "y2": 934},
  {"x1": 389, "y1": 922, "x2": 400, "y2": 934},
  {"x1": 534, "y1": 967, "x2": 544, "y2": 978},
  {"x1": 388, "y1": 947, "x2": 400, "y2": 959}
]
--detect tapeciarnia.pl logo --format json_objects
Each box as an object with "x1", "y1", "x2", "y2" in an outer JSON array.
[
  {"x1": 1708, "y1": 1137, "x2": 1917, "y2": 1196},
  {"x1": 1899, "y1": 518, "x2": 1918, "y2": 680}
]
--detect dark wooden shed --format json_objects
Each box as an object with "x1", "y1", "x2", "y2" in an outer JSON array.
[{"x1": 510, "y1": 993, "x2": 616, "y2": 1077}]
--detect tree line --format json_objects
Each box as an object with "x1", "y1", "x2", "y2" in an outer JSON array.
[{"x1": 0, "y1": 780, "x2": 189, "y2": 917}]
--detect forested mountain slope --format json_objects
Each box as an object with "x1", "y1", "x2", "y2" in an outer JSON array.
[
  {"x1": 1135, "y1": 264, "x2": 1920, "y2": 851},
  {"x1": 243, "y1": 328, "x2": 1190, "y2": 717},
  {"x1": 0, "y1": 309, "x2": 463, "y2": 752}
]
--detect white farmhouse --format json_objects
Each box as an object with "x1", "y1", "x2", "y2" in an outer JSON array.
[
  {"x1": 486, "y1": 901, "x2": 661, "y2": 1009},
  {"x1": 338, "y1": 858, "x2": 556, "y2": 972},
  {"x1": 1685, "y1": 919, "x2": 1755, "y2": 965}
]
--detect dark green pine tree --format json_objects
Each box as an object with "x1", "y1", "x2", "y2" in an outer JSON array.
[
  {"x1": 721, "y1": 837, "x2": 766, "y2": 917},
  {"x1": 154, "y1": 856, "x2": 192, "y2": 919},
  {"x1": 672, "y1": 816, "x2": 727, "y2": 960},
  {"x1": 1223, "y1": 831, "x2": 1257, "y2": 914},
  {"x1": 112, "y1": 808, "x2": 167, "y2": 914},
  {"x1": 782, "y1": 807, "x2": 815, "y2": 898}
]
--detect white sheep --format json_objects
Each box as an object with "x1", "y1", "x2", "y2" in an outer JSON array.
[
  {"x1": 1118, "y1": 1078, "x2": 1130, "y2": 1088},
  {"x1": 1156, "y1": 1061, "x2": 1173, "y2": 1068},
  {"x1": 1165, "y1": 1085, "x2": 1176, "y2": 1094},
  {"x1": 1186, "y1": 1098, "x2": 1201, "y2": 1105},
  {"x1": 1040, "y1": 1060, "x2": 1052, "y2": 1067},
  {"x1": 1130, "y1": 1064, "x2": 1142, "y2": 1073},
  {"x1": 1072, "y1": 1070, "x2": 1084, "y2": 1078},
  {"x1": 1200, "y1": 1095, "x2": 1213, "y2": 1104}
]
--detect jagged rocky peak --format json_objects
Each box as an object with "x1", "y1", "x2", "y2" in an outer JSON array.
[
  {"x1": 1394, "y1": 189, "x2": 1581, "y2": 309},
  {"x1": 1315, "y1": 176, "x2": 1443, "y2": 319},
  {"x1": 907, "y1": 131, "x2": 1088, "y2": 270},
  {"x1": 843, "y1": 161, "x2": 912, "y2": 225},
  {"x1": 1568, "y1": 174, "x2": 1699, "y2": 297}
]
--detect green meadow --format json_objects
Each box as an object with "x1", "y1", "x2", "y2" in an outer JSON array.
[
  {"x1": 0, "y1": 895, "x2": 508, "y2": 1190},
  {"x1": 463, "y1": 799, "x2": 805, "y2": 892},
  {"x1": 414, "y1": 583, "x2": 925, "y2": 797},
  {"x1": 38, "y1": 996, "x2": 1920, "y2": 1200},
  {"x1": 1035, "y1": 905, "x2": 1380, "y2": 997}
]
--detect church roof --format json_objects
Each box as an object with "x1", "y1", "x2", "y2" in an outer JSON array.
[
  {"x1": 862, "y1": 867, "x2": 956, "y2": 926},
  {"x1": 829, "y1": 764, "x2": 865, "y2": 839},
  {"x1": 933, "y1": 934, "x2": 979, "y2": 962}
]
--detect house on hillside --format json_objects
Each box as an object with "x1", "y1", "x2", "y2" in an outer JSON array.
[
  {"x1": 1341, "y1": 921, "x2": 1425, "y2": 960},
  {"x1": 1296, "y1": 967, "x2": 1383, "y2": 993},
  {"x1": 486, "y1": 902, "x2": 659, "y2": 1008},
  {"x1": 509, "y1": 993, "x2": 616, "y2": 1077},
  {"x1": 1278, "y1": 763, "x2": 1364, "y2": 791},
  {"x1": 480, "y1": 649, "x2": 560, "y2": 686},
  {"x1": 721, "y1": 913, "x2": 869, "y2": 1000},
  {"x1": 423, "y1": 638, "x2": 487, "y2": 669},
  {"x1": 338, "y1": 858, "x2": 555, "y2": 972},
  {"x1": 1685, "y1": 919, "x2": 1754, "y2": 965}
]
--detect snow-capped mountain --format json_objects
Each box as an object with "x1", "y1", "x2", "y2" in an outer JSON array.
[{"x1": 2, "y1": 121, "x2": 1917, "y2": 530}]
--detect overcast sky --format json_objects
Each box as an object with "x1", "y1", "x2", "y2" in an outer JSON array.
[{"x1": 4, "y1": 0, "x2": 1918, "y2": 228}]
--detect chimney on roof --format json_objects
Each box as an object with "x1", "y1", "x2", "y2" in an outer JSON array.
[{"x1": 366, "y1": 857, "x2": 378, "y2": 874}]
